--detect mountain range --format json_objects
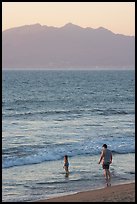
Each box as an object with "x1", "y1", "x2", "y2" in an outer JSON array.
[{"x1": 2, "y1": 23, "x2": 135, "y2": 69}]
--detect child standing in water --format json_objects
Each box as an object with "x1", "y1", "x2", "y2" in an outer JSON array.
[{"x1": 63, "y1": 155, "x2": 69, "y2": 175}]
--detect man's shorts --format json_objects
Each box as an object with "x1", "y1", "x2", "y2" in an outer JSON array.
[{"x1": 102, "y1": 163, "x2": 110, "y2": 169}]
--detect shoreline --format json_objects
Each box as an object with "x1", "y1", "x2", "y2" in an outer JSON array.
[{"x1": 34, "y1": 181, "x2": 135, "y2": 202}]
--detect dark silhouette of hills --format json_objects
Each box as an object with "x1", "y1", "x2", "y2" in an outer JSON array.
[{"x1": 2, "y1": 23, "x2": 135, "y2": 69}]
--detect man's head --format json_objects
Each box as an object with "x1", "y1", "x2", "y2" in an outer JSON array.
[{"x1": 102, "y1": 144, "x2": 107, "y2": 148}]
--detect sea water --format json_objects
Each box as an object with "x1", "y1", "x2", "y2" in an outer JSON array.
[{"x1": 2, "y1": 70, "x2": 135, "y2": 202}]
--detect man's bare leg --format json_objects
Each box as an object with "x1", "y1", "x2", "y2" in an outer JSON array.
[
  {"x1": 106, "y1": 169, "x2": 111, "y2": 186},
  {"x1": 104, "y1": 169, "x2": 108, "y2": 186},
  {"x1": 107, "y1": 169, "x2": 111, "y2": 185}
]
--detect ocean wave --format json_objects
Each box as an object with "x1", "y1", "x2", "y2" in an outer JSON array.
[
  {"x1": 98, "y1": 109, "x2": 133, "y2": 116},
  {"x1": 2, "y1": 141, "x2": 135, "y2": 169},
  {"x1": 3, "y1": 108, "x2": 134, "y2": 118}
]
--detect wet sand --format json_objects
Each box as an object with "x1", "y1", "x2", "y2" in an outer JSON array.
[{"x1": 36, "y1": 182, "x2": 135, "y2": 202}]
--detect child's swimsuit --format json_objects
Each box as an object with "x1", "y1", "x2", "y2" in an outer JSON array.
[{"x1": 64, "y1": 162, "x2": 69, "y2": 167}]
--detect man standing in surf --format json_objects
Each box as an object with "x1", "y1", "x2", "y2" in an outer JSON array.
[{"x1": 98, "y1": 144, "x2": 112, "y2": 186}]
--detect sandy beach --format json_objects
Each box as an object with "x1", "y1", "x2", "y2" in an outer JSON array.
[{"x1": 36, "y1": 182, "x2": 135, "y2": 202}]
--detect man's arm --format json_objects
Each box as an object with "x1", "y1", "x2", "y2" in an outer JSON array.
[
  {"x1": 98, "y1": 150, "x2": 104, "y2": 164},
  {"x1": 110, "y1": 152, "x2": 112, "y2": 164}
]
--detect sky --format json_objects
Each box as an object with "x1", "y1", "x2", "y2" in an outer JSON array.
[{"x1": 2, "y1": 2, "x2": 135, "y2": 36}]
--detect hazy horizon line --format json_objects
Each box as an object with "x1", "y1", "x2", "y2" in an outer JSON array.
[{"x1": 2, "y1": 67, "x2": 135, "y2": 71}]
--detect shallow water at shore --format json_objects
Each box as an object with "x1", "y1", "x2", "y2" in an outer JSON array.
[{"x1": 2, "y1": 153, "x2": 135, "y2": 202}]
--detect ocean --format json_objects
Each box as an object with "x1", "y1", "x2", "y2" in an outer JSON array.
[{"x1": 2, "y1": 70, "x2": 135, "y2": 202}]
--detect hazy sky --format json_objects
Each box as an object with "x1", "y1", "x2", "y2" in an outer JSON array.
[{"x1": 2, "y1": 2, "x2": 135, "y2": 36}]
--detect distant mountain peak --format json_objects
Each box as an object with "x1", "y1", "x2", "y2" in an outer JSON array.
[
  {"x1": 96, "y1": 26, "x2": 113, "y2": 33},
  {"x1": 65, "y1": 22, "x2": 74, "y2": 26},
  {"x1": 62, "y1": 23, "x2": 83, "y2": 29},
  {"x1": 98, "y1": 26, "x2": 106, "y2": 30},
  {"x1": 3, "y1": 23, "x2": 43, "y2": 33},
  {"x1": 27, "y1": 23, "x2": 42, "y2": 27}
]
